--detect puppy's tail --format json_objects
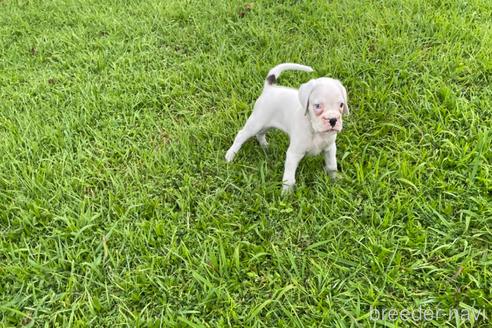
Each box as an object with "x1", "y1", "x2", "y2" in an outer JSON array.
[{"x1": 264, "y1": 63, "x2": 314, "y2": 88}]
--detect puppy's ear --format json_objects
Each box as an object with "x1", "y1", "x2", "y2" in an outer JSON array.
[
  {"x1": 337, "y1": 80, "x2": 350, "y2": 115},
  {"x1": 299, "y1": 79, "x2": 317, "y2": 115}
]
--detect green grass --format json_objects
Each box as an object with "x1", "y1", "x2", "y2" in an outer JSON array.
[{"x1": 1, "y1": 0, "x2": 491, "y2": 326}]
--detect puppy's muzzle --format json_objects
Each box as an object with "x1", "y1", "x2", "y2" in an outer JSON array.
[{"x1": 321, "y1": 114, "x2": 342, "y2": 132}]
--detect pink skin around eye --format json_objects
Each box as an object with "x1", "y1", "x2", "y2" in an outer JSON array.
[{"x1": 313, "y1": 104, "x2": 324, "y2": 116}]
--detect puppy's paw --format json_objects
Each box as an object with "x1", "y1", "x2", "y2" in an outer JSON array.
[
  {"x1": 281, "y1": 183, "x2": 295, "y2": 194},
  {"x1": 257, "y1": 136, "x2": 269, "y2": 149},
  {"x1": 259, "y1": 141, "x2": 269, "y2": 150},
  {"x1": 225, "y1": 149, "x2": 236, "y2": 162},
  {"x1": 325, "y1": 169, "x2": 338, "y2": 181}
]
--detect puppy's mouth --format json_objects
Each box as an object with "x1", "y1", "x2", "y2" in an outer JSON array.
[
  {"x1": 322, "y1": 127, "x2": 341, "y2": 133},
  {"x1": 321, "y1": 121, "x2": 342, "y2": 133}
]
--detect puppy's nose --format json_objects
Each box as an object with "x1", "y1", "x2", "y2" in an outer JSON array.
[{"x1": 329, "y1": 118, "x2": 337, "y2": 127}]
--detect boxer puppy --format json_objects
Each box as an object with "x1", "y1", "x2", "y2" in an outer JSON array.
[{"x1": 226, "y1": 63, "x2": 349, "y2": 192}]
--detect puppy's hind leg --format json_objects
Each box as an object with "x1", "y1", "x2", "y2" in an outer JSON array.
[{"x1": 225, "y1": 119, "x2": 263, "y2": 162}]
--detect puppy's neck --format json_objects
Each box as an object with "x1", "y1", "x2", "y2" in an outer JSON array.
[
  {"x1": 312, "y1": 130, "x2": 337, "y2": 140},
  {"x1": 305, "y1": 125, "x2": 337, "y2": 156}
]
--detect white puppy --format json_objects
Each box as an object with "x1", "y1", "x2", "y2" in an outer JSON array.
[{"x1": 225, "y1": 63, "x2": 349, "y2": 192}]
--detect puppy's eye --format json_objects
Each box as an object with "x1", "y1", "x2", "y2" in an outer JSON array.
[
  {"x1": 313, "y1": 103, "x2": 323, "y2": 115},
  {"x1": 314, "y1": 104, "x2": 321, "y2": 109},
  {"x1": 340, "y1": 103, "x2": 344, "y2": 108}
]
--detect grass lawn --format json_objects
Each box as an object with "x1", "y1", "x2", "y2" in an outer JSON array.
[{"x1": 1, "y1": 0, "x2": 491, "y2": 326}]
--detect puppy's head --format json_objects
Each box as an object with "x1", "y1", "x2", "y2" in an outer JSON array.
[{"x1": 299, "y1": 77, "x2": 349, "y2": 133}]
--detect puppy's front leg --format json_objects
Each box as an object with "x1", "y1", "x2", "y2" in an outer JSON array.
[
  {"x1": 324, "y1": 142, "x2": 337, "y2": 180},
  {"x1": 282, "y1": 149, "x2": 304, "y2": 193}
]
